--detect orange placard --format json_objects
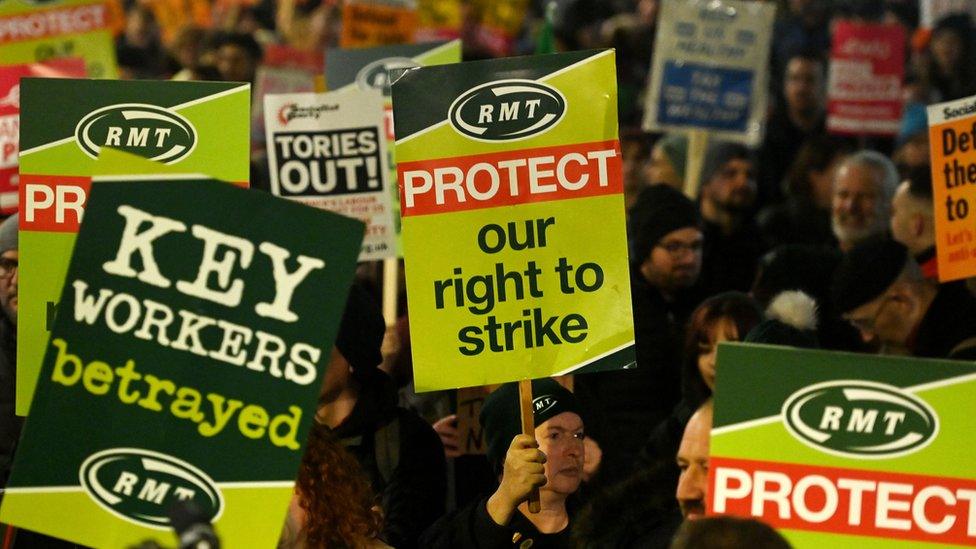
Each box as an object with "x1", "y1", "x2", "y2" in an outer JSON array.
[
  {"x1": 340, "y1": 1, "x2": 418, "y2": 48},
  {"x1": 927, "y1": 96, "x2": 976, "y2": 282}
]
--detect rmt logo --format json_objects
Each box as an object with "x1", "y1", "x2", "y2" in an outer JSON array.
[
  {"x1": 356, "y1": 57, "x2": 419, "y2": 97},
  {"x1": 782, "y1": 380, "x2": 939, "y2": 459},
  {"x1": 449, "y1": 79, "x2": 566, "y2": 142},
  {"x1": 79, "y1": 448, "x2": 223, "y2": 529},
  {"x1": 74, "y1": 104, "x2": 197, "y2": 164}
]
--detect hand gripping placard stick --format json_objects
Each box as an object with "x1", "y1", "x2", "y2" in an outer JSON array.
[{"x1": 519, "y1": 379, "x2": 542, "y2": 513}]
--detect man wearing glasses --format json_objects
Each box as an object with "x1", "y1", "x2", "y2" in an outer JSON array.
[
  {"x1": 0, "y1": 214, "x2": 19, "y2": 491},
  {"x1": 832, "y1": 235, "x2": 976, "y2": 359}
]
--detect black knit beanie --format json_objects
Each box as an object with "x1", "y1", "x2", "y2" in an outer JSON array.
[
  {"x1": 698, "y1": 141, "x2": 752, "y2": 192},
  {"x1": 832, "y1": 236, "x2": 909, "y2": 314},
  {"x1": 627, "y1": 185, "x2": 702, "y2": 265}
]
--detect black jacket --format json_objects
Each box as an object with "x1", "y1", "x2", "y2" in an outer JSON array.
[
  {"x1": 421, "y1": 497, "x2": 571, "y2": 549},
  {"x1": 334, "y1": 370, "x2": 446, "y2": 549}
]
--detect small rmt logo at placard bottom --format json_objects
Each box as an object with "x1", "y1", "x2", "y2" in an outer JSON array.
[{"x1": 79, "y1": 448, "x2": 223, "y2": 529}]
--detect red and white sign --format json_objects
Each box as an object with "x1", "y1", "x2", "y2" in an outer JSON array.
[
  {"x1": 827, "y1": 22, "x2": 906, "y2": 136},
  {"x1": 397, "y1": 140, "x2": 622, "y2": 217},
  {"x1": 711, "y1": 457, "x2": 976, "y2": 546},
  {"x1": 0, "y1": 58, "x2": 86, "y2": 215}
]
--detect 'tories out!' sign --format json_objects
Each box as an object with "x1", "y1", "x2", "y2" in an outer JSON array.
[
  {"x1": 264, "y1": 89, "x2": 396, "y2": 261},
  {"x1": 710, "y1": 343, "x2": 976, "y2": 547},
  {"x1": 0, "y1": 177, "x2": 364, "y2": 546},
  {"x1": 326, "y1": 40, "x2": 463, "y2": 255},
  {"x1": 392, "y1": 50, "x2": 635, "y2": 391}
]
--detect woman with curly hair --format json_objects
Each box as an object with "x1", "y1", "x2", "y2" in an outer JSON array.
[{"x1": 279, "y1": 422, "x2": 391, "y2": 549}]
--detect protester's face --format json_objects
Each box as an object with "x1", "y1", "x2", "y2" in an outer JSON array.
[
  {"x1": 697, "y1": 318, "x2": 737, "y2": 391},
  {"x1": 646, "y1": 144, "x2": 682, "y2": 189},
  {"x1": 784, "y1": 57, "x2": 824, "y2": 114},
  {"x1": 677, "y1": 405, "x2": 713, "y2": 520},
  {"x1": 641, "y1": 227, "x2": 704, "y2": 293},
  {"x1": 0, "y1": 250, "x2": 17, "y2": 323},
  {"x1": 832, "y1": 163, "x2": 887, "y2": 245},
  {"x1": 536, "y1": 412, "x2": 584, "y2": 496},
  {"x1": 890, "y1": 181, "x2": 919, "y2": 249},
  {"x1": 703, "y1": 158, "x2": 756, "y2": 212},
  {"x1": 216, "y1": 44, "x2": 256, "y2": 83}
]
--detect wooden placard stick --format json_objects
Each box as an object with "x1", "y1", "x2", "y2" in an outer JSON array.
[
  {"x1": 382, "y1": 257, "x2": 398, "y2": 326},
  {"x1": 518, "y1": 379, "x2": 541, "y2": 513},
  {"x1": 683, "y1": 128, "x2": 710, "y2": 200}
]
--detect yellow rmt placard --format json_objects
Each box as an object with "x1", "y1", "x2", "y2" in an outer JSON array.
[{"x1": 391, "y1": 50, "x2": 636, "y2": 391}]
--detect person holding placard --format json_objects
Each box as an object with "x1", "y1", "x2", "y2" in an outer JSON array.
[{"x1": 421, "y1": 379, "x2": 583, "y2": 549}]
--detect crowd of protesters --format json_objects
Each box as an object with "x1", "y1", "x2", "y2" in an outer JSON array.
[{"x1": 3, "y1": 0, "x2": 976, "y2": 547}]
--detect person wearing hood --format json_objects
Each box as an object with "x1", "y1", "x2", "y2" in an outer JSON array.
[{"x1": 316, "y1": 282, "x2": 446, "y2": 549}]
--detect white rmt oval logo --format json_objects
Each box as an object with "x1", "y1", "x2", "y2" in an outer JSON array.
[
  {"x1": 74, "y1": 103, "x2": 197, "y2": 164},
  {"x1": 781, "y1": 380, "x2": 939, "y2": 459},
  {"x1": 79, "y1": 448, "x2": 223, "y2": 529},
  {"x1": 356, "y1": 57, "x2": 419, "y2": 96},
  {"x1": 449, "y1": 79, "x2": 566, "y2": 142},
  {"x1": 533, "y1": 395, "x2": 558, "y2": 416}
]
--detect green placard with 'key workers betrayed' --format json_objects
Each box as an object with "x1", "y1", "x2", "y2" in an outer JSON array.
[{"x1": 1, "y1": 175, "x2": 363, "y2": 547}]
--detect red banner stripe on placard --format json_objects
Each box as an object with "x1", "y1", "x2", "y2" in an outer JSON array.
[
  {"x1": 0, "y1": 3, "x2": 111, "y2": 45},
  {"x1": 709, "y1": 456, "x2": 976, "y2": 546},
  {"x1": 20, "y1": 175, "x2": 91, "y2": 233},
  {"x1": 397, "y1": 140, "x2": 623, "y2": 217}
]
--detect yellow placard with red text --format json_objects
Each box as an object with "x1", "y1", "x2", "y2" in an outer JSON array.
[
  {"x1": 927, "y1": 96, "x2": 976, "y2": 282},
  {"x1": 392, "y1": 50, "x2": 636, "y2": 391}
]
